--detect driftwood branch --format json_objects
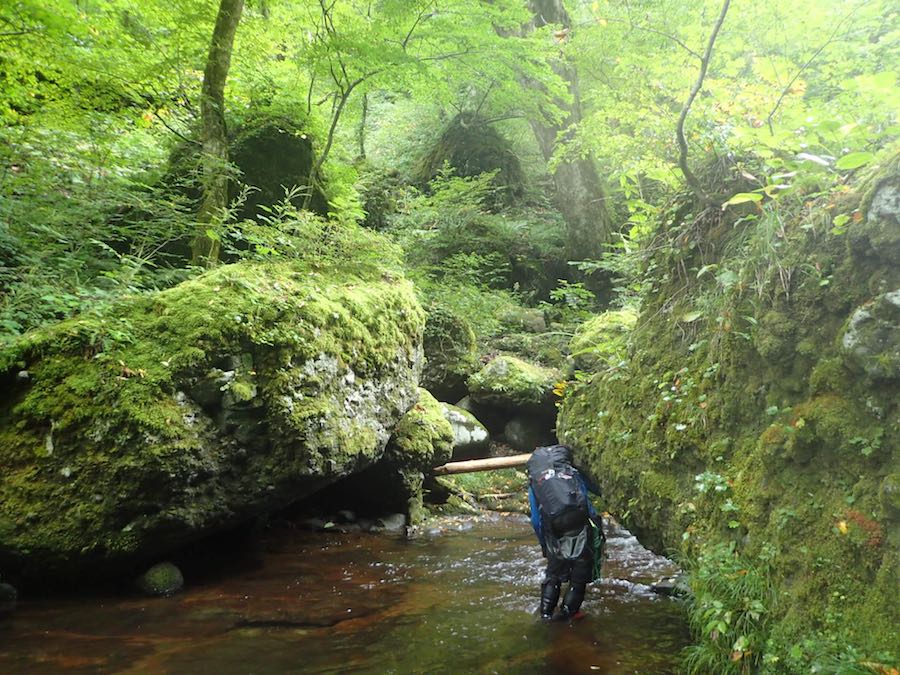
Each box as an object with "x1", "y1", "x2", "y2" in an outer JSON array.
[
  {"x1": 433, "y1": 454, "x2": 531, "y2": 476},
  {"x1": 676, "y1": 0, "x2": 730, "y2": 204}
]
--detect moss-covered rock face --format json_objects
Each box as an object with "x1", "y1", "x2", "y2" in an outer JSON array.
[
  {"x1": 559, "y1": 148, "x2": 900, "y2": 670},
  {"x1": 467, "y1": 355, "x2": 560, "y2": 415},
  {"x1": 0, "y1": 255, "x2": 424, "y2": 578},
  {"x1": 569, "y1": 308, "x2": 637, "y2": 372},
  {"x1": 421, "y1": 304, "x2": 479, "y2": 402},
  {"x1": 332, "y1": 389, "x2": 453, "y2": 526}
]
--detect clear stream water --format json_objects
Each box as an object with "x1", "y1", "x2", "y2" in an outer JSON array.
[{"x1": 0, "y1": 514, "x2": 690, "y2": 674}]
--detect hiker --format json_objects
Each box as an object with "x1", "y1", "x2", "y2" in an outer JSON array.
[{"x1": 527, "y1": 444, "x2": 603, "y2": 622}]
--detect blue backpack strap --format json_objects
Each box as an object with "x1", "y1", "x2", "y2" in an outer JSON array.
[{"x1": 528, "y1": 486, "x2": 546, "y2": 553}]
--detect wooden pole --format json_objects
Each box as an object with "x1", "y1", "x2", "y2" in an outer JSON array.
[{"x1": 432, "y1": 453, "x2": 531, "y2": 476}]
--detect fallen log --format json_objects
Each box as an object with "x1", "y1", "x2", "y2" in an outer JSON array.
[{"x1": 432, "y1": 453, "x2": 531, "y2": 475}]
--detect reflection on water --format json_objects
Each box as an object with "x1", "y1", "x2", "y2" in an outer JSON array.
[{"x1": 0, "y1": 514, "x2": 689, "y2": 674}]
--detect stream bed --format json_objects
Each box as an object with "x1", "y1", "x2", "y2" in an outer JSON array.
[{"x1": 0, "y1": 514, "x2": 690, "y2": 674}]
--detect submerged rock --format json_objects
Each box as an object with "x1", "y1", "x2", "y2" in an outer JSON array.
[
  {"x1": 136, "y1": 562, "x2": 184, "y2": 597},
  {"x1": 372, "y1": 513, "x2": 406, "y2": 533},
  {"x1": 467, "y1": 355, "x2": 560, "y2": 415},
  {"x1": 0, "y1": 250, "x2": 424, "y2": 578},
  {"x1": 440, "y1": 403, "x2": 490, "y2": 460},
  {"x1": 0, "y1": 582, "x2": 17, "y2": 616}
]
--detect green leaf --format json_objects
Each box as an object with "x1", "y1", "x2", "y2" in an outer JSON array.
[
  {"x1": 723, "y1": 192, "x2": 763, "y2": 207},
  {"x1": 680, "y1": 310, "x2": 703, "y2": 323},
  {"x1": 835, "y1": 152, "x2": 874, "y2": 170}
]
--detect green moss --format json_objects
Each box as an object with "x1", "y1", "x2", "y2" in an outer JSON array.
[
  {"x1": 0, "y1": 242, "x2": 426, "y2": 575},
  {"x1": 412, "y1": 113, "x2": 525, "y2": 206},
  {"x1": 467, "y1": 355, "x2": 560, "y2": 411},
  {"x1": 389, "y1": 388, "x2": 454, "y2": 468},
  {"x1": 135, "y1": 561, "x2": 184, "y2": 597},
  {"x1": 558, "y1": 151, "x2": 899, "y2": 671},
  {"x1": 420, "y1": 303, "x2": 478, "y2": 401},
  {"x1": 569, "y1": 308, "x2": 636, "y2": 371}
]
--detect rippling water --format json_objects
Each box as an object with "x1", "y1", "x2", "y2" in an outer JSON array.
[{"x1": 0, "y1": 514, "x2": 689, "y2": 674}]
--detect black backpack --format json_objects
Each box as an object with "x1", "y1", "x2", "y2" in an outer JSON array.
[{"x1": 527, "y1": 445, "x2": 589, "y2": 534}]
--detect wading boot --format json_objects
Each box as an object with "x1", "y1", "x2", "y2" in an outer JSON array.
[{"x1": 540, "y1": 580, "x2": 561, "y2": 621}]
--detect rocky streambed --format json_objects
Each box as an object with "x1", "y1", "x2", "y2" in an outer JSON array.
[{"x1": 0, "y1": 514, "x2": 689, "y2": 674}]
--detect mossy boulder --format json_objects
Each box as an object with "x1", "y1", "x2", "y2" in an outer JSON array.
[
  {"x1": 164, "y1": 114, "x2": 329, "y2": 224},
  {"x1": 569, "y1": 308, "x2": 637, "y2": 372},
  {"x1": 439, "y1": 403, "x2": 490, "y2": 460},
  {"x1": 388, "y1": 388, "x2": 454, "y2": 470},
  {"x1": 421, "y1": 304, "x2": 479, "y2": 401},
  {"x1": 325, "y1": 389, "x2": 453, "y2": 526},
  {"x1": 135, "y1": 561, "x2": 184, "y2": 597},
  {"x1": 467, "y1": 355, "x2": 560, "y2": 415},
  {"x1": 0, "y1": 252, "x2": 424, "y2": 578},
  {"x1": 412, "y1": 113, "x2": 525, "y2": 206}
]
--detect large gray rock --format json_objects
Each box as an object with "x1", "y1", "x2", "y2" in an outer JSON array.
[
  {"x1": 842, "y1": 289, "x2": 900, "y2": 380},
  {"x1": 440, "y1": 403, "x2": 490, "y2": 460}
]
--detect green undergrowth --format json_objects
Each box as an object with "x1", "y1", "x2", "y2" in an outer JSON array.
[{"x1": 559, "y1": 147, "x2": 900, "y2": 672}]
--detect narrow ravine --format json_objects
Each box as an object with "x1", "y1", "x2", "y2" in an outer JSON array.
[{"x1": 0, "y1": 515, "x2": 688, "y2": 674}]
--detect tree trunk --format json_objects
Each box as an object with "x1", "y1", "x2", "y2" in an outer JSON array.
[
  {"x1": 526, "y1": 0, "x2": 611, "y2": 262},
  {"x1": 356, "y1": 93, "x2": 368, "y2": 160},
  {"x1": 192, "y1": 0, "x2": 244, "y2": 267}
]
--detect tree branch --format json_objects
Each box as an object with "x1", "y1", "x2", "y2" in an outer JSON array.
[
  {"x1": 402, "y1": 2, "x2": 434, "y2": 50},
  {"x1": 765, "y1": 1, "x2": 866, "y2": 134},
  {"x1": 676, "y1": 0, "x2": 730, "y2": 204},
  {"x1": 590, "y1": 16, "x2": 702, "y2": 60}
]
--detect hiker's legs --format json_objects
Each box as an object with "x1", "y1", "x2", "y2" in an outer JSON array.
[
  {"x1": 540, "y1": 557, "x2": 566, "y2": 618},
  {"x1": 559, "y1": 551, "x2": 592, "y2": 616}
]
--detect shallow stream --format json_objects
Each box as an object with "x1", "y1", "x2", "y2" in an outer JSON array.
[{"x1": 0, "y1": 514, "x2": 690, "y2": 674}]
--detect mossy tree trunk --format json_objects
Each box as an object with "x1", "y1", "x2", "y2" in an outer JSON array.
[
  {"x1": 526, "y1": 0, "x2": 611, "y2": 261},
  {"x1": 192, "y1": 0, "x2": 244, "y2": 267}
]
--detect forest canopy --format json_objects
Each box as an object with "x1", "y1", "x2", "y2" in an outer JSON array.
[{"x1": 1, "y1": 0, "x2": 896, "y2": 340}]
